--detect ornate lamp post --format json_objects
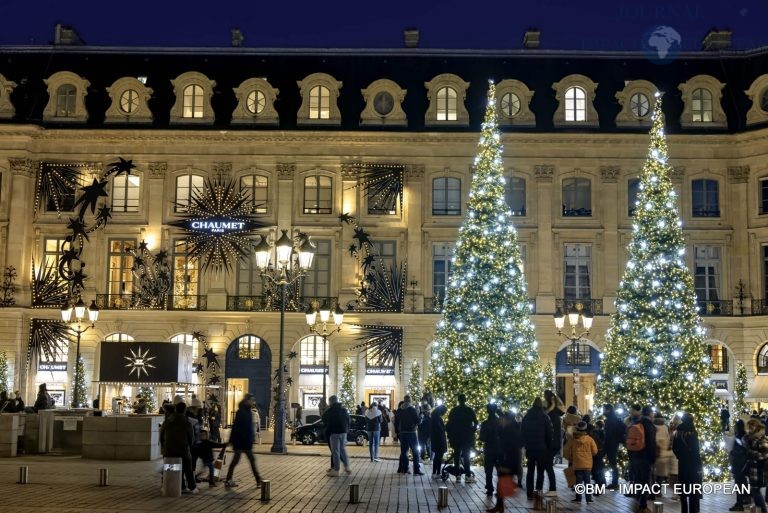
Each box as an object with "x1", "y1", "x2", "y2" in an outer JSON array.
[
  {"x1": 61, "y1": 297, "x2": 99, "y2": 408},
  {"x1": 553, "y1": 306, "x2": 593, "y2": 408},
  {"x1": 305, "y1": 301, "x2": 344, "y2": 403},
  {"x1": 254, "y1": 230, "x2": 316, "y2": 454}
]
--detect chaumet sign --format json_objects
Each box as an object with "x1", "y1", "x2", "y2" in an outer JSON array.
[{"x1": 185, "y1": 219, "x2": 250, "y2": 234}]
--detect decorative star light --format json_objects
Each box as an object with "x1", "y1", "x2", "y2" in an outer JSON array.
[{"x1": 124, "y1": 346, "x2": 156, "y2": 378}]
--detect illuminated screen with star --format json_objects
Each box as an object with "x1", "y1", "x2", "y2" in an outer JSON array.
[{"x1": 98, "y1": 342, "x2": 193, "y2": 383}]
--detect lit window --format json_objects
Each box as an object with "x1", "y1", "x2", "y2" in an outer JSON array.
[
  {"x1": 182, "y1": 85, "x2": 204, "y2": 118},
  {"x1": 237, "y1": 335, "x2": 261, "y2": 359},
  {"x1": 564, "y1": 86, "x2": 586, "y2": 122},
  {"x1": 694, "y1": 246, "x2": 721, "y2": 311},
  {"x1": 628, "y1": 178, "x2": 640, "y2": 216},
  {"x1": 691, "y1": 179, "x2": 719, "y2": 217},
  {"x1": 43, "y1": 238, "x2": 67, "y2": 270},
  {"x1": 432, "y1": 243, "x2": 455, "y2": 309},
  {"x1": 758, "y1": 343, "x2": 768, "y2": 374},
  {"x1": 56, "y1": 84, "x2": 76, "y2": 117},
  {"x1": 119, "y1": 89, "x2": 139, "y2": 114},
  {"x1": 436, "y1": 87, "x2": 457, "y2": 121},
  {"x1": 692, "y1": 88, "x2": 713, "y2": 122},
  {"x1": 309, "y1": 85, "x2": 330, "y2": 119},
  {"x1": 108, "y1": 239, "x2": 135, "y2": 298},
  {"x1": 630, "y1": 92, "x2": 650, "y2": 118},
  {"x1": 303, "y1": 175, "x2": 332, "y2": 214},
  {"x1": 708, "y1": 344, "x2": 728, "y2": 373},
  {"x1": 104, "y1": 333, "x2": 135, "y2": 343},
  {"x1": 111, "y1": 174, "x2": 141, "y2": 212},
  {"x1": 240, "y1": 174, "x2": 268, "y2": 214},
  {"x1": 564, "y1": 244, "x2": 591, "y2": 299},
  {"x1": 505, "y1": 177, "x2": 526, "y2": 216},
  {"x1": 562, "y1": 178, "x2": 591, "y2": 216},
  {"x1": 500, "y1": 92, "x2": 521, "y2": 117},
  {"x1": 172, "y1": 240, "x2": 199, "y2": 306},
  {"x1": 565, "y1": 344, "x2": 591, "y2": 366},
  {"x1": 175, "y1": 174, "x2": 204, "y2": 213},
  {"x1": 432, "y1": 177, "x2": 461, "y2": 215},
  {"x1": 300, "y1": 335, "x2": 328, "y2": 369},
  {"x1": 246, "y1": 90, "x2": 266, "y2": 114}
]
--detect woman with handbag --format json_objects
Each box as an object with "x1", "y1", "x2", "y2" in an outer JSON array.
[
  {"x1": 672, "y1": 413, "x2": 703, "y2": 513},
  {"x1": 486, "y1": 410, "x2": 521, "y2": 513}
]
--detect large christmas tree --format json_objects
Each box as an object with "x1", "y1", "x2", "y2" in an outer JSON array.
[
  {"x1": 596, "y1": 94, "x2": 726, "y2": 479},
  {"x1": 426, "y1": 82, "x2": 541, "y2": 414}
]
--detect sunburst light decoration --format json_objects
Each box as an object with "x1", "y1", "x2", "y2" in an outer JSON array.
[
  {"x1": 169, "y1": 176, "x2": 266, "y2": 274},
  {"x1": 347, "y1": 164, "x2": 405, "y2": 215},
  {"x1": 350, "y1": 325, "x2": 404, "y2": 377},
  {"x1": 28, "y1": 318, "x2": 70, "y2": 368},
  {"x1": 124, "y1": 346, "x2": 157, "y2": 379},
  {"x1": 127, "y1": 241, "x2": 171, "y2": 308},
  {"x1": 339, "y1": 214, "x2": 407, "y2": 312},
  {"x1": 31, "y1": 258, "x2": 69, "y2": 308}
]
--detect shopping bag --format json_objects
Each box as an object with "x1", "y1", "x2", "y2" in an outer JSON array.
[
  {"x1": 497, "y1": 474, "x2": 518, "y2": 498},
  {"x1": 564, "y1": 465, "x2": 577, "y2": 488},
  {"x1": 213, "y1": 458, "x2": 223, "y2": 477}
]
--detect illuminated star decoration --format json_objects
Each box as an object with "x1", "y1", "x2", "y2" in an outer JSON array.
[
  {"x1": 31, "y1": 258, "x2": 69, "y2": 308},
  {"x1": 74, "y1": 178, "x2": 109, "y2": 218},
  {"x1": 207, "y1": 374, "x2": 221, "y2": 386},
  {"x1": 168, "y1": 176, "x2": 267, "y2": 274},
  {"x1": 194, "y1": 363, "x2": 205, "y2": 374},
  {"x1": 202, "y1": 347, "x2": 220, "y2": 369},
  {"x1": 124, "y1": 346, "x2": 157, "y2": 379},
  {"x1": 104, "y1": 157, "x2": 136, "y2": 178},
  {"x1": 351, "y1": 325, "x2": 404, "y2": 376},
  {"x1": 348, "y1": 165, "x2": 405, "y2": 215}
]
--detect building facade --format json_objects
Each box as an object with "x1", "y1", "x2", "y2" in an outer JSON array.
[{"x1": 1, "y1": 41, "x2": 768, "y2": 420}]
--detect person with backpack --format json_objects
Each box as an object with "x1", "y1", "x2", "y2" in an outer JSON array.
[
  {"x1": 626, "y1": 405, "x2": 657, "y2": 513},
  {"x1": 446, "y1": 393, "x2": 478, "y2": 483},
  {"x1": 745, "y1": 418, "x2": 768, "y2": 513},
  {"x1": 563, "y1": 421, "x2": 598, "y2": 503},
  {"x1": 364, "y1": 402, "x2": 382, "y2": 462},
  {"x1": 672, "y1": 413, "x2": 703, "y2": 513},
  {"x1": 729, "y1": 419, "x2": 749, "y2": 511},
  {"x1": 479, "y1": 403, "x2": 501, "y2": 496},
  {"x1": 602, "y1": 403, "x2": 626, "y2": 490}
]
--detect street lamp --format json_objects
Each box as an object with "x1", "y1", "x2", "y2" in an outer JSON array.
[
  {"x1": 254, "y1": 230, "x2": 316, "y2": 454},
  {"x1": 305, "y1": 301, "x2": 344, "y2": 404},
  {"x1": 553, "y1": 305, "x2": 592, "y2": 408},
  {"x1": 61, "y1": 297, "x2": 99, "y2": 408}
]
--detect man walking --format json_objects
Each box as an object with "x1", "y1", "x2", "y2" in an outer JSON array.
[
  {"x1": 323, "y1": 395, "x2": 351, "y2": 476},
  {"x1": 521, "y1": 397, "x2": 553, "y2": 500},
  {"x1": 447, "y1": 393, "x2": 478, "y2": 483},
  {"x1": 224, "y1": 395, "x2": 263, "y2": 488},
  {"x1": 603, "y1": 403, "x2": 626, "y2": 490},
  {"x1": 479, "y1": 403, "x2": 501, "y2": 496},
  {"x1": 396, "y1": 394, "x2": 423, "y2": 475}
]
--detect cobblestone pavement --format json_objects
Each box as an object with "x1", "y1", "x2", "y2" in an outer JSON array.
[{"x1": 0, "y1": 437, "x2": 740, "y2": 513}]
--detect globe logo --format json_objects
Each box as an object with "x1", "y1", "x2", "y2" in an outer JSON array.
[{"x1": 642, "y1": 25, "x2": 682, "y2": 65}]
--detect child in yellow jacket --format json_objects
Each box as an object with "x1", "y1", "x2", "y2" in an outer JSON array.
[{"x1": 563, "y1": 421, "x2": 598, "y2": 503}]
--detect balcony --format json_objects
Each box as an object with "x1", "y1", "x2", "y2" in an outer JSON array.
[
  {"x1": 226, "y1": 295, "x2": 337, "y2": 312},
  {"x1": 562, "y1": 206, "x2": 592, "y2": 217},
  {"x1": 95, "y1": 294, "x2": 207, "y2": 311},
  {"x1": 696, "y1": 300, "x2": 733, "y2": 316},
  {"x1": 555, "y1": 298, "x2": 603, "y2": 315},
  {"x1": 423, "y1": 297, "x2": 536, "y2": 314}
]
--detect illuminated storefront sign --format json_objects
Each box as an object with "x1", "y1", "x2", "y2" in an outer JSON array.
[
  {"x1": 38, "y1": 362, "x2": 68, "y2": 372},
  {"x1": 183, "y1": 218, "x2": 251, "y2": 234}
]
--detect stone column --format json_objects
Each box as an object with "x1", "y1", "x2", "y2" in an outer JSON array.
[
  {"x1": 534, "y1": 165, "x2": 555, "y2": 314},
  {"x1": 405, "y1": 164, "x2": 424, "y2": 312},
  {"x1": 728, "y1": 166, "x2": 750, "y2": 314},
  {"x1": 203, "y1": 162, "x2": 232, "y2": 310},
  {"x1": 6, "y1": 158, "x2": 35, "y2": 305},
  {"x1": 600, "y1": 166, "x2": 620, "y2": 313},
  {"x1": 339, "y1": 164, "x2": 360, "y2": 307}
]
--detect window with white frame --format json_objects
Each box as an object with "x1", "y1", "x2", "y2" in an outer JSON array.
[
  {"x1": 708, "y1": 344, "x2": 728, "y2": 374},
  {"x1": 172, "y1": 240, "x2": 199, "y2": 302},
  {"x1": 692, "y1": 88, "x2": 713, "y2": 122},
  {"x1": 694, "y1": 245, "x2": 721, "y2": 307},
  {"x1": 432, "y1": 243, "x2": 455, "y2": 309},
  {"x1": 505, "y1": 177, "x2": 526, "y2": 216},
  {"x1": 309, "y1": 85, "x2": 330, "y2": 120},
  {"x1": 691, "y1": 179, "x2": 719, "y2": 217},
  {"x1": 43, "y1": 238, "x2": 66, "y2": 270},
  {"x1": 300, "y1": 335, "x2": 328, "y2": 370},
  {"x1": 564, "y1": 86, "x2": 586, "y2": 122},
  {"x1": 104, "y1": 333, "x2": 135, "y2": 343},
  {"x1": 182, "y1": 85, "x2": 204, "y2": 119},
  {"x1": 108, "y1": 239, "x2": 135, "y2": 298},
  {"x1": 436, "y1": 87, "x2": 458, "y2": 121},
  {"x1": 175, "y1": 174, "x2": 204, "y2": 213},
  {"x1": 240, "y1": 174, "x2": 268, "y2": 214},
  {"x1": 56, "y1": 84, "x2": 77, "y2": 117},
  {"x1": 237, "y1": 242, "x2": 264, "y2": 297},
  {"x1": 432, "y1": 177, "x2": 461, "y2": 215},
  {"x1": 302, "y1": 239, "x2": 331, "y2": 298},
  {"x1": 111, "y1": 174, "x2": 141, "y2": 212},
  {"x1": 563, "y1": 244, "x2": 591, "y2": 299},
  {"x1": 236, "y1": 335, "x2": 261, "y2": 359},
  {"x1": 303, "y1": 175, "x2": 332, "y2": 214},
  {"x1": 562, "y1": 178, "x2": 592, "y2": 216},
  {"x1": 628, "y1": 178, "x2": 640, "y2": 216}
]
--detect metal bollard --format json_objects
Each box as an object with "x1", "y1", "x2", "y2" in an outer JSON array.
[
  {"x1": 17, "y1": 466, "x2": 28, "y2": 484},
  {"x1": 533, "y1": 490, "x2": 544, "y2": 510},
  {"x1": 260, "y1": 480, "x2": 271, "y2": 501},
  {"x1": 349, "y1": 483, "x2": 360, "y2": 504},
  {"x1": 98, "y1": 468, "x2": 109, "y2": 486},
  {"x1": 437, "y1": 486, "x2": 449, "y2": 508},
  {"x1": 750, "y1": 505, "x2": 757, "y2": 513},
  {"x1": 652, "y1": 501, "x2": 663, "y2": 513},
  {"x1": 544, "y1": 496, "x2": 558, "y2": 513}
]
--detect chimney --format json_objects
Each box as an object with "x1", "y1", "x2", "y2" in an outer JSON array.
[
  {"x1": 231, "y1": 28, "x2": 244, "y2": 47},
  {"x1": 54, "y1": 23, "x2": 85, "y2": 46},
  {"x1": 523, "y1": 29, "x2": 541, "y2": 49},
  {"x1": 702, "y1": 29, "x2": 732, "y2": 50},
  {"x1": 404, "y1": 28, "x2": 419, "y2": 48}
]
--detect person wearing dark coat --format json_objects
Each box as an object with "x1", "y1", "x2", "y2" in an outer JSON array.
[
  {"x1": 224, "y1": 395, "x2": 263, "y2": 487},
  {"x1": 446, "y1": 393, "x2": 478, "y2": 482},
  {"x1": 430, "y1": 405, "x2": 448, "y2": 475},
  {"x1": 602, "y1": 403, "x2": 626, "y2": 489},
  {"x1": 521, "y1": 397, "x2": 553, "y2": 499},
  {"x1": 160, "y1": 401, "x2": 197, "y2": 493},
  {"x1": 721, "y1": 406, "x2": 731, "y2": 432},
  {"x1": 396, "y1": 395, "x2": 422, "y2": 475},
  {"x1": 0, "y1": 391, "x2": 13, "y2": 413},
  {"x1": 323, "y1": 395, "x2": 352, "y2": 475},
  {"x1": 544, "y1": 390, "x2": 564, "y2": 492},
  {"x1": 13, "y1": 392, "x2": 24, "y2": 412},
  {"x1": 34, "y1": 383, "x2": 54, "y2": 410},
  {"x1": 745, "y1": 418, "x2": 768, "y2": 513},
  {"x1": 672, "y1": 413, "x2": 703, "y2": 513},
  {"x1": 197, "y1": 429, "x2": 227, "y2": 486},
  {"x1": 417, "y1": 407, "x2": 431, "y2": 461},
  {"x1": 380, "y1": 404, "x2": 391, "y2": 444},
  {"x1": 486, "y1": 411, "x2": 523, "y2": 513},
  {"x1": 730, "y1": 419, "x2": 749, "y2": 511},
  {"x1": 627, "y1": 405, "x2": 657, "y2": 512},
  {"x1": 479, "y1": 403, "x2": 501, "y2": 496}
]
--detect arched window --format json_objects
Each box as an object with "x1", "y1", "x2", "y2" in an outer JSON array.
[
  {"x1": 758, "y1": 343, "x2": 768, "y2": 374},
  {"x1": 300, "y1": 335, "x2": 328, "y2": 371},
  {"x1": 505, "y1": 177, "x2": 526, "y2": 216},
  {"x1": 628, "y1": 178, "x2": 640, "y2": 216},
  {"x1": 175, "y1": 174, "x2": 205, "y2": 213},
  {"x1": 564, "y1": 86, "x2": 586, "y2": 122},
  {"x1": 692, "y1": 88, "x2": 713, "y2": 122},
  {"x1": 104, "y1": 333, "x2": 135, "y2": 342},
  {"x1": 303, "y1": 175, "x2": 332, "y2": 214},
  {"x1": 236, "y1": 335, "x2": 262, "y2": 360},
  {"x1": 708, "y1": 344, "x2": 728, "y2": 374},
  {"x1": 691, "y1": 179, "x2": 719, "y2": 217},
  {"x1": 436, "y1": 87, "x2": 458, "y2": 121},
  {"x1": 182, "y1": 85, "x2": 204, "y2": 118},
  {"x1": 240, "y1": 174, "x2": 269, "y2": 214},
  {"x1": 432, "y1": 177, "x2": 461, "y2": 215},
  {"x1": 56, "y1": 84, "x2": 77, "y2": 117},
  {"x1": 562, "y1": 178, "x2": 592, "y2": 216},
  {"x1": 309, "y1": 85, "x2": 330, "y2": 119}
]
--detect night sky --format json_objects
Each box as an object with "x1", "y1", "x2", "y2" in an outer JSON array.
[{"x1": 0, "y1": 0, "x2": 766, "y2": 51}]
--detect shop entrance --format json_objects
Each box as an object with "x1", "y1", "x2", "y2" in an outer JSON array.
[
  {"x1": 225, "y1": 378, "x2": 248, "y2": 426},
  {"x1": 555, "y1": 339, "x2": 601, "y2": 413},
  {"x1": 224, "y1": 335, "x2": 272, "y2": 428}
]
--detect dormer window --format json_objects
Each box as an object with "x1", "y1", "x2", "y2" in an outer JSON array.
[
  {"x1": 436, "y1": 87, "x2": 457, "y2": 121},
  {"x1": 309, "y1": 85, "x2": 330, "y2": 120},
  {"x1": 678, "y1": 75, "x2": 726, "y2": 128},
  {"x1": 564, "y1": 86, "x2": 586, "y2": 122},
  {"x1": 43, "y1": 71, "x2": 90, "y2": 123},
  {"x1": 691, "y1": 88, "x2": 713, "y2": 122},
  {"x1": 56, "y1": 85, "x2": 76, "y2": 117},
  {"x1": 105, "y1": 77, "x2": 153, "y2": 124},
  {"x1": 183, "y1": 85, "x2": 204, "y2": 118},
  {"x1": 247, "y1": 90, "x2": 266, "y2": 114},
  {"x1": 297, "y1": 73, "x2": 342, "y2": 126},
  {"x1": 552, "y1": 75, "x2": 598, "y2": 128},
  {"x1": 424, "y1": 74, "x2": 469, "y2": 127},
  {"x1": 169, "y1": 72, "x2": 216, "y2": 125},
  {"x1": 232, "y1": 77, "x2": 279, "y2": 125}
]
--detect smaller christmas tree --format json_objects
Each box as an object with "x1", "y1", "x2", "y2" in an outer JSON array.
[
  {"x1": 0, "y1": 352, "x2": 9, "y2": 393},
  {"x1": 71, "y1": 356, "x2": 87, "y2": 408},
  {"x1": 408, "y1": 361, "x2": 422, "y2": 400},
  {"x1": 734, "y1": 361, "x2": 748, "y2": 415},
  {"x1": 542, "y1": 361, "x2": 556, "y2": 393},
  {"x1": 138, "y1": 386, "x2": 157, "y2": 413},
  {"x1": 339, "y1": 357, "x2": 356, "y2": 411}
]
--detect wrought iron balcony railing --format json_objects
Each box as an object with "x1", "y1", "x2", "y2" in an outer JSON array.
[
  {"x1": 696, "y1": 300, "x2": 733, "y2": 317},
  {"x1": 423, "y1": 297, "x2": 536, "y2": 314},
  {"x1": 555, "y1": 298, "x2": 604, "y2": 316},
  {"x1": 96, "y1": 294, "x2": 207, "y2": 311},
  {"x1": 226, "y1": 295, "x2": 337, "y2": 312}
]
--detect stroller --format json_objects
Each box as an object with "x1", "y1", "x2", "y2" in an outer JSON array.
[{"x1": 440, "y1": 450, "x2": 475, "y2": 482}]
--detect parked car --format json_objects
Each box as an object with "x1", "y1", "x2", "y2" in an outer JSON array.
[{"x1": 292, "y1": 414, "x2": 369, "y2": 446}]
